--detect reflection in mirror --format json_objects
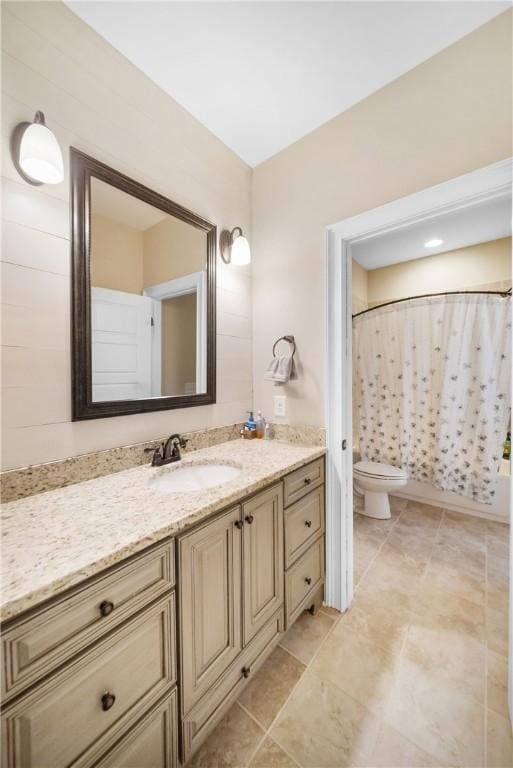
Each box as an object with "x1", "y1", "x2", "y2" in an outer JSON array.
[{"x1": 89, "y1": 178, "x2": 207, "y2": 402}]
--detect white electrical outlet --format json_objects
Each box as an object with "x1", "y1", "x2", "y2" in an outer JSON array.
[{"x1": 274, "y1": 395, "x2": 287, "y2": 418}]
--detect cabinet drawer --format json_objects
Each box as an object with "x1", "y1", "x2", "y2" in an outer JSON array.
[
  {"x1": 2, "y1": 540, "x2": 174, "y2": 700},
  {"x1": 285, "y1": 486, "x2": 324, "y2": 568},
  {"x1": 1, "y1": 595, "x2": 175, "y2": 768},
  {"x1": 181, "y1": 610, "x2": 283, "y2": 763},
  {"x1": 285, "y1": 537, "x2": 324, "y2": 626},
  {"x1": 95, "y1": 690, "x2": 178, "y2": 768},
  {"x1": 283, "y1": 459, "x2": 324, "y2": 507}
]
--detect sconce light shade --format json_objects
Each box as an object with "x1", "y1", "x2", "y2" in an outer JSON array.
[
  {"x1": 230, "y1": 233, "x2": 251, "y2": 265},
  {"x1": 12, "y1": 111, "x2": 64, "y2": 186},
  {"x1": 220, "y1": 226, "x2": 251, "y2": 265}
]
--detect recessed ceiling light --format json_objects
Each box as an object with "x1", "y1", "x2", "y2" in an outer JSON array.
[{"x1": 424, "y1": 238, "x2": 444, "y2": 248}]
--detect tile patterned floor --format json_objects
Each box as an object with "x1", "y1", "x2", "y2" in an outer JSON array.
[{"x1": 188, "y1": 499, "x2": 511, "y2": 768}]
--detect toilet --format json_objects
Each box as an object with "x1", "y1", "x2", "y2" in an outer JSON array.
[{"x1": 353, "y1": 461, "x2": 408, "y2": 519}]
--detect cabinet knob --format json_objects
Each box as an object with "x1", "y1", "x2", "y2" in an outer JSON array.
[
  {"x1": 245, "y1": 515, "x2": 254, "y2": 524},
  {"x1": 99, "y1": 600, "x2": 114, "y2": 617},
  {"x1": 234, "y1": 520, "x2": 244, "y2": 530},
  {"x1": 304, "y1": 520, "x2": 312, "y2": 528},
  {"x1": 242, "y1": 666, "x2": 251, "y2": 679},
  {"x1": 101, "y1": 692, "x2": 116, "y2": 711},
  {"x1": 303, "y1": 477, "x2": 312, "y2": 485},
  {"x1": 304, "y1": 577, "x2": 312, "y2": 585}
]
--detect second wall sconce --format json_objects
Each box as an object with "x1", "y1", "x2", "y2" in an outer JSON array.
[
  {"x1": 11, "y1": 111, "x2": 64, "y2": 186},
  {"x1": 220, "y1": 226, "x2": 251, "y2": 265}
]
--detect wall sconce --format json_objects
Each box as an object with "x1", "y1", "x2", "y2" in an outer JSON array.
[
  {"x1": 220, "y1": 226, "x2": 251, "y2": 265},
  {"x1": 11, "y1": 111, "x2": 64, "y2": 186}
]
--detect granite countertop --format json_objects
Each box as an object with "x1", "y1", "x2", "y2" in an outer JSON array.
[{"x1": 1, "y1": 439, "x2": 325, "y2": 622}]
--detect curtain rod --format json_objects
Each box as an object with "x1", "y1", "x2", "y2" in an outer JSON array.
[{"x1": 352, "y1": 288, "x2": 512, "y2": 319}]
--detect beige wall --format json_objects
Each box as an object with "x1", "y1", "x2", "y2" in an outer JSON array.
[
  {"x1": 252, "y1": 11, "x2": 512, "y2": 427},
  {"x1": 367, "y1": 237, "x2": 512, "y2": 306},
  {"x1": 162, "y1": 294, "x2": 197, "y2": 396},
  {"x1": 1, "y1": 1, "x2": 252, "y2": 470},
  {"x1": 90, "y1": 212, "x2": 207, "y2": 294},
  {"x1": 143, "y1": 216, "x2": 206, "y2": 287},
  {"x1": 90, "y1": 214, "x2": 144, "y2": 294}
]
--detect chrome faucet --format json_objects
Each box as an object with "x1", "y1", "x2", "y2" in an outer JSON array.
[{"x1": 144, "y1": 434, "x2": 188, "y2": 466}]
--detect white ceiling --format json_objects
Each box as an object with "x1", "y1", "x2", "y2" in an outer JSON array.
[
  {"x1": 351, "y1": 194, "x2": 513, "y2": 270},
  {"x1": 66, "y1": 1, "x2": 509, "y2": 167}
]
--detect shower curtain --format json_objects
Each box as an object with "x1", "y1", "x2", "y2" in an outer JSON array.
[{"x1": 353, "y1": 294, "x2": 511, "y2": 504}]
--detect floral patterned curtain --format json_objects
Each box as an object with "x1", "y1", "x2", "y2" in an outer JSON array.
[{"x1": 353, "y1": 294, "x2": 511, "y2": 504}]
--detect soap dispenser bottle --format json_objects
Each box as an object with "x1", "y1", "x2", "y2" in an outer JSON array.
[{"x1": 243, "y1": 411, "x2": 257, "y2": 440}]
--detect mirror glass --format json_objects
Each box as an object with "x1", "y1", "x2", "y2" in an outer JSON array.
[{"x1": 89, "y1": 178, "x2": 207, "y2": 402}]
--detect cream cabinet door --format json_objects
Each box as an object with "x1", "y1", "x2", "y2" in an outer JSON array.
[
  {"x1": 242, "y1": 484, "x2": 284, "y2": 645},
  {"x1": 179, "y1": 506, "x2": 243, "y2": 715}
]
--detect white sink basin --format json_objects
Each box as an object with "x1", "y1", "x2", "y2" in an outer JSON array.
[{"x1": 150, "y1": 463, "x2": 241, "y2": 493}]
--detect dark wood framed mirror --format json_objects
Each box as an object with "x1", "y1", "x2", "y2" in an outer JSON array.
[{"x1": 70, "y1": 148, "x2": 216, "y2": 420}]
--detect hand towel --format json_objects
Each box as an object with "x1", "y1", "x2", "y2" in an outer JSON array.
[{"x1": 264, "y1": 356, "x2": 298, "y2": 384}]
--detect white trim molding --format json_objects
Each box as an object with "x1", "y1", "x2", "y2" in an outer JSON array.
[{"x1": 324, "y1": 158, "x2": 513, "y2": 621}]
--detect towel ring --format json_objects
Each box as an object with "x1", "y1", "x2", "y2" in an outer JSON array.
[{"x1": 273, "y1": 335, "x2": 296, "y2": 358}]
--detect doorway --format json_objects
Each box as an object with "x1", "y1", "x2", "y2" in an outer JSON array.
[{"x1": 324, "y1": 158, "x2": 513, "y2": 716}]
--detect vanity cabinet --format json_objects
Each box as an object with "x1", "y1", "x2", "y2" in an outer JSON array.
[
  {"x1": 178, "y1": 484, "x2": 284, "y2": 762},
  {"x1": 1, "y1": 456, "x2": 325, "y2": 768},
  {"x1": 1, "y1": 542, "x2": 178, "y2": 768}
]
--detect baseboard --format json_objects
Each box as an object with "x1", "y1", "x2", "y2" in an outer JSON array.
[{"x1": 392, "y1": 478, "x2": 510, "y2": 524}]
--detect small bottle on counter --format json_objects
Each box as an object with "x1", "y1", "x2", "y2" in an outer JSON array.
[
  {"x1": 264, "y1": 422, "x2": 273, "y2": 440},
  {"x1": 255, "y1": 410, "x2": 266, "y2": 439}
]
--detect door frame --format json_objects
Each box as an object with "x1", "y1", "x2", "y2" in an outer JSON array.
[
  {"x1": 324, "y1": 158, "x2": 512, "y2": 626},
  {"x1": 144, "y1": 270, "x2": 207, "y2": 394}
]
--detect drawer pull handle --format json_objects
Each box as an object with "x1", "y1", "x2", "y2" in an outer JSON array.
[
  {"x1": 234, "y1": 520, "x2": 244, "y2": 529},
  {"x1": 305, "y1": 577, "x2": 312, "y2": 585},
  {"x1": 305, "y1": 520, "x2": 312, "y2": 528},
  {"x1": 245, "y1": 515, "x2": 254, "y2": 524},
  {"x1": 242, "y1": 666, "x2": 251, "y2": 679},
  {"x1": 99, "y1": 600, "x2": 114, "y2": 617},
  {"x1": 303, "y1": 477, "x2": 312, "y2": 485},
  {"x1": 101, "y1": 692, "x2": 116, "y2": 711}
]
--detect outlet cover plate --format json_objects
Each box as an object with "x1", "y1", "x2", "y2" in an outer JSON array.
[{"x1": 274, "y1": 395, "x2": 287, "y2": 417}]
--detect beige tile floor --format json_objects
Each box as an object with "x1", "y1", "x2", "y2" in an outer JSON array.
[{"x1": 188, "y1": 498, "x2": 511, "y2": 768}]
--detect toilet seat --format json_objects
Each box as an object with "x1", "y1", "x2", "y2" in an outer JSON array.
[{"x1": 354, "y1": 461, "x2": 407, "y2": 481}]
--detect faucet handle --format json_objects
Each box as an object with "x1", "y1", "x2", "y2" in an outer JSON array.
[
  {"x1": 179, "y1": 436, "x2": 188, "y2": 449},
  {"x1": 144, "y1": 444, "x2": 162, "y2": 455},
  {"x1": 144, "y1": 443, "x2": 164, "y2": 465}
]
